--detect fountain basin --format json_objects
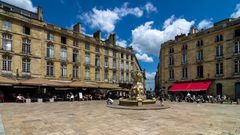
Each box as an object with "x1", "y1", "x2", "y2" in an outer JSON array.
[{"x1": 119, "y1": 99, "x2": 156, "y2": 106}]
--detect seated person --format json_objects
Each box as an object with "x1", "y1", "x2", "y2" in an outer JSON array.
[{"x1": 16, "y1": 94, "x2": 26, "y2": 103}]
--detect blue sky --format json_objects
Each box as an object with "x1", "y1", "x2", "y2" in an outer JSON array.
[{"x1": 3, "y1": 0, "x2": 240, "y2": 90}]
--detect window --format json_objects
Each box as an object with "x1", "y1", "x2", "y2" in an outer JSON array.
[
  {"x1": 46, "y1": 62, "x2": 54, "y2": 76},
  {"x1": 104, "y1": 56, "x2": 108, "y2": 67},
  {"x1": 121, "y1": 53, "x2": 124, "y2": 58},
  {"x1": 73, "y1": 40, "x2": 78, "y2": 47},
  {"x1": 61, "y1": 47, "x2": 67, "y2": 61},
  {"x1": 182, "y1": 44, "x2": 188, "y2": 50},
  {"x1": 95, "y1": 47, "x2": 100, "y2": 53},
  {"x1": 215, "y1": 34, "x2": 223, "y2": 42},
  {"x1": 234, "y1": 41, "x2": 240, "y2": 54},
  {"x1": 126, "y1": 72, "x2": 129, "y2": 82},
  {"x1": 104, "y1": 48, "x2": 109, "y2": 55},
  {"x1": 61, "y1": 64, "x2": 67, "y2": 77},
  {"x1": 131, "y1": 62, "x2": 134, "y2": 71},
  {"x1": 182, "y1": 52, "x2": 187, "y2": 64},
  {"x1": 47, "y1": 33, "x2": 54, "y2": 41},
  {"x1": 169, "y1": 69, "x2": 174, "y2": 79},
  {"x1": 113, "y1": 71, "x2": 117, "y2": 82},
  {"x1": 131, "y1": 55, "x2": 133, "y2": 60},
  {"x1": 216, "y1": 63, "x2": 223, "y2": 75},
  {"x1": 235, "y1": 29, "x2": 240, "y2": 37},
  {"x1": 95, "y1": 68, "x2": 100, "y2": 81},
  {"x1": 197, "y1": 65, "x2": 204, "y2": 78},
  {"x1": 22, "y1": 38, "x2": 31, "y2": 54},
  {"x1": 85, "y1": 52, "x2": 90, "y2": 65},
  {"x1": 22, "y1": 58, "x2": 30, "y2": 73},
  {"x1": 85, "y1": 67, "x2": 90, "y2": 80},
  {"x1": 61, "y1": 36, "x2": 66, "y2": 44},
  {"x1": 73, "y1": 66, "x2": 78, "y2": 79},
  {"x1": 196, "y1": 40, "x2": 204, "y2": 47},
  {"x1": 234, "y1": 60, "x2": 240, "y2": 73},
  {"x1": 2, "y1": 55, "x2": 11, "y2": 71},
  {"x1": 2, "y1": 33, "x2": 12, "y2": 51},
  {"x1": 23, "y1": 26, "x2": 30, "y2": 35},
  {"x1": 169, "y1": 56, "x2": 174, "y2": 65},
  {"x1": 169, "y1": 48, "x2": 174, "y2": 54},
  {"x1": 3, "y1": 21, "x2": 11, "y2": 30},
  {"x1": 121, "y1": 60, "x2": 124, "y2": 69},
  {"x1": 216, "y1": 45, "x2": 223, "y2": 57},
  {"x1": 121, "y1": 71, "x2": 124, "y2": 82},
  {"x1": 197, "y1": 50, "x2": 203, "y2": 61},
  {"x1": 126, "y1": 55, "x2": 129, "y2": 60},
  {"x1": 85, "y1": 44, "x2": 90, "y2": 50},
  {"x1": 47, "y1": 44, "x2": 54, "y2": 58},
  {"x1": 113, "y1": 59, "x2": 116, "y2": 68},
  {"x1": 104, "y1": 69, "x2": 108, "y2": 81},
  {"x1": 113, "y1": 51, "x2": 117, "y2": 57},
  {"x1": 73, "y1": 50, "x2": 78, "y2": 63},
  {"x1": 126, "y1": 62, "x2": 129, "y2": 70},
  {"x1": 182, "y1": 67, "x2": 188, "y2": 79},
  {"x1": 95, "y1": 55, "x2": 100, "y2": 67}
]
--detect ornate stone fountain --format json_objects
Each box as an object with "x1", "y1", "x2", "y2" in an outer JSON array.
[{"x1": 119, "y1": 71, "x2": 156, "y2": 106}]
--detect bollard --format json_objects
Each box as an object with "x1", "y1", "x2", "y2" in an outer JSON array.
[
  {"x1": 26, "y1": 98, "x2": 31, "y2": 103},
  {"x1": 49, "y1": 98, "x2": 54, "y2": 103},
  {"x1": 38, "y1": 98, "x2": 43, "y2": 103}
]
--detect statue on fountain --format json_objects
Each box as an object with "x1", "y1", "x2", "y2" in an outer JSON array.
[{"x1": 130, "y1": 71, "x2": 146, "y2": 101}]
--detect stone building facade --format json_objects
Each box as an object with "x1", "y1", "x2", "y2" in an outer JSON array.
[
  {"x1": 0, "y1": 1, "x2": 143, "y2": 99},
  {"x1": 156, "y1": 18, "x2": 240, "y2": 100}
]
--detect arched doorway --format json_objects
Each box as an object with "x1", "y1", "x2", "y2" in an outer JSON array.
[
  {"x1": 235, "y1": 82, "x2": 240, "y2": 100},
  {"x1": 216, "y1": 83, "x2": 222, "y2": 96}
]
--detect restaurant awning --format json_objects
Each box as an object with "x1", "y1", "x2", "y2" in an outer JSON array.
[
  {"x1": 0, "y1": 76, "x2": 18, "y2": 86},
  {"x1": 69, "y1": 81, "x2": 98, "y2": 88},
  {"x1": 98, "y1": 83, "x2": 121, "y2": 89},
  {"x1": 20, "y1": 78, "x2": 64, "y2": 87},
  {"x1": 168, "y1": 81, "x2": 212, "y2": 91}
]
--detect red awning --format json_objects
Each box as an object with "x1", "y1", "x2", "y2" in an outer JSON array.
[{"x1": 168, "y1": 81, "x2": 211, "y2": 91}]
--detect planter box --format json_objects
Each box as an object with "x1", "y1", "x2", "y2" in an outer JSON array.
[
  {"x1": 26, "y1": 98, "x2": 31, "y2": 103},
  {"x1": 49, "y1": 98, "x2": 54, "y2": 103},
  {"x1": 38, "y1": 98, "x2": 43, "y2": 103}
]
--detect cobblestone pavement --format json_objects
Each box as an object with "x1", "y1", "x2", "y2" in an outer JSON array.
[{"x1": 0, "y1": 101, "x2": 240, "y2": 135}]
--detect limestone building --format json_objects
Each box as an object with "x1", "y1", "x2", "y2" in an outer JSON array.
[
  {"x1": 156, "y1": 18, "x2": 240, "y2": 100},
  {"x1": 0, "y1": 1, "x2": 143, "y2": 101}
]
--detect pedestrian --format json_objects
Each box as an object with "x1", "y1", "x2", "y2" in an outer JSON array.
[
  {"x1": 159, "y1": 94, "x2": 164, "y2": 106},
  {"x1": 70, "y1": 93, "x2": 74, "y2": 102}
]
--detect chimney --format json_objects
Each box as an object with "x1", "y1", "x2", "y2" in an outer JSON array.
[
  {"x1": 190, "y1": 26, "x2": 199, "y2": 34},
  {"x1": 93, "y1": 30, "x2": 101, "y2": 40},
  {"x1": 73, "y1": 23, "x2": 81, "y2": 33},
  {"x1": 37, "y1": 6, "x2": 43, "y2": 21},
  {"x1": 108, "y1": 33, "x2": 116, "y2": 45}
]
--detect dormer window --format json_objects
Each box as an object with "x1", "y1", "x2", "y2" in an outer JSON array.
[
  {"x1": 23, "y1": 26, "x2": 30, "y2": 35},
  {"x1": 61, "y1": 36, "x2": 66, "y2": 44}
]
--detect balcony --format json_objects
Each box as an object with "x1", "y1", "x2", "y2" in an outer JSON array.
[
  {"x1": 215, "y1": 55, "x2": 224, "y2": 60},
  {"x1": 196, "y1": 58, "x2": 203, "y2": 64}
]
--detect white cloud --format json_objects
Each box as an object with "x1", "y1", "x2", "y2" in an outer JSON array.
[
  {"x1": 80, "y1": 8, "x2": 119, "y2": 33},
  {"x1": 197, "y1": 19, "x2": 213, "y2": 30},
  {"x1": 146, "y1": 72, "x2": 156, "y2": 80},
  {"x1": 114, "y1": 2, "x2": 143, "y2": 17},
  {"x1": 2, "y1": 0, "x2": 37, "y2": 12},
  {"x1": 231, "y1": 3, "x2": 240, "y2": 18},
  {"x1": 144, "y1": 2, "x2": 157, "y2": 13},
  {"x1": 80, "y1": 2, "x2": 157, "y2": 33},
  {"x1": 131, "y1": 16, "x2": 194, "y2": 55},
  {"x1": 116, "y1": 40, "x2": 127, "y2": 48},
  {"x1": 136, "y1": 53, "x2": 153, "y2": 62},
  {"x1": 80, "y1": 3, "x2": 144, "y2": 33}
]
